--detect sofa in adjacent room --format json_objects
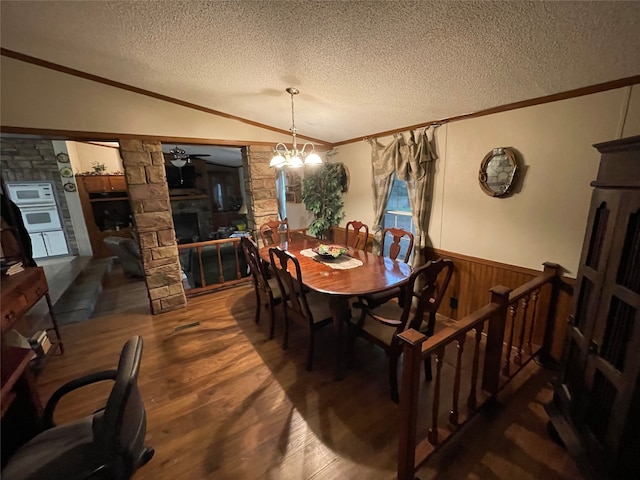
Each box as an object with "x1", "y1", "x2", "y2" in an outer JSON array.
[{"x1": 103, "y1": 236, "x2": 144, "y2": 277}]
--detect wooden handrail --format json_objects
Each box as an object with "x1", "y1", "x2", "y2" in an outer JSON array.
[
  {"x1": 397, "y1": 262, "x2": 564, "y2": 480},
  {"x1": 177, "y1": 237, "x2": 251, "y2": 296}
]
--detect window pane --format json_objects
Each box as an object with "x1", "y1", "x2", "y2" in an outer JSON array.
[
  {"x1": 388, "y1": 176, "x2": 411, "y2": 212},
  {"x1": 396, "y1": 214, "x2": 413, "y2": 233},
  {"x1": 383, "y1": 175, "x2": 414, "y2": 262}
]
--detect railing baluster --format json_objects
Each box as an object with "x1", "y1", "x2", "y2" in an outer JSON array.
[
  {"x1": 197, "y1": 245, "x2": 205, "y2": 287},
  {"x1": 450, "y1": 335, "x2": 465, "y2": 426},
  {"x1": 515, "y1": 294, "x2": 530, "y2": 365},
  {"x1": 527, "y1": 289, "x2": 540, "y2": 355},
  {"x1": 428, "y1": 346, "x2": 445, "y2": 445},
  {"x1": 502, "y1": 303, "x2": 517, "y2": 377},
  {"x1": 233, "y1": 241, "x2": 241, "y2": 279},
  {"x1": 468, "y1": 323, "x2": 484, "y2": 410},
  {"x1": 216, "y1": 244, "x2": 224, "y2": 283}
]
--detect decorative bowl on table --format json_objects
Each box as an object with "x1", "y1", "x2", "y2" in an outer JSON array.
[{"x1": 312, "y1": 244, "x2": 347, "y2": 259}]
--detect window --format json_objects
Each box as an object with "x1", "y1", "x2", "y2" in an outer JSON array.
[{"x1": 383, "y1": 174, "x2": 414, "y2": 261}]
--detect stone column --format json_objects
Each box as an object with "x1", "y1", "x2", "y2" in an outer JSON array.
[
  {"x1": 244, "y1": 145, "x2": 279, "y2": 243},
  {"x1": 119, "y1": 139, "x2": 186, "y2": 314}
]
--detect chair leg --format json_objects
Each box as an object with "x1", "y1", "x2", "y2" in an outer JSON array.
[
  {"x1": 424, "y1": 354, "x2": 432, "y2": 382},
  {"x1": 389, "y1": 354, "x2": 400, "y2": 404}
]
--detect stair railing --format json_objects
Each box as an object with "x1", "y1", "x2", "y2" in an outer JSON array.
[{"x1": 397, "y1": 262, "x2": 563, "y2": 480}]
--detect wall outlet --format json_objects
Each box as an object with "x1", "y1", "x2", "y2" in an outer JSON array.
[{"x1": 449, "y1": 296, "x2": 459, "y2": 309}]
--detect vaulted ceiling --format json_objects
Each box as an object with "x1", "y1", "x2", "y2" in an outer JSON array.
[{"x1": 2, "y1": 1, "x2": 640, "y2": 144}]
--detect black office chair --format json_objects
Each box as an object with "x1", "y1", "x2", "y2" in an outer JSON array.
[{"x1": 2, "y1": 336, "x2": 154, "y2": 480}]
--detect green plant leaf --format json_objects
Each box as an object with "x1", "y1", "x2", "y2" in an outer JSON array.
[{"x1": 302, "y1": 163, "x2": 346, "y2": 239}]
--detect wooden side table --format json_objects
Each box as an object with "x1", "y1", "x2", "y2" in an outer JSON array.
[{"x1": 1, "y1": 267, "x2": 64, "y2": 460}]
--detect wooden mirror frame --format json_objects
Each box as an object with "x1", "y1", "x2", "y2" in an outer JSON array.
[{"x1": 478, "y1": 147, "x2": 518, "y2": 197}]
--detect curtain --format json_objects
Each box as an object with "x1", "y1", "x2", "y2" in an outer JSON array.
[
  {"x1": 406, "y1": 129, "x2": 437, "y2": 268},
  {"x1": 370, "y1": 137, "x2": 400, "y2": 254},
  {"x1": 370, "y1": 127, "x2": 437, "y2": 266}
]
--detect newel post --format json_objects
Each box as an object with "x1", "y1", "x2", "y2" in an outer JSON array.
[
  {"x1": 397, "y1": 328, "x2": 427, "y2": 480},
  {"x1": 537, "y1": 262, "x2": 563, "y2": 367},
  {"x1": 481, "y1": 285, "x2": 512, "y2": 396}
]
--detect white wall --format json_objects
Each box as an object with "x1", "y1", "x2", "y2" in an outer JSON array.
[
  {"x1": 74, "y1": 142, "x2": 123, "y2": 174},
  {"x1": 336, "y1": 86, "x2": 640, "y2": 275}
]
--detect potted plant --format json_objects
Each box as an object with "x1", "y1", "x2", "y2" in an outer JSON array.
[{"x1": 302, "y1": 162, "x2": 348, "y2": 239}]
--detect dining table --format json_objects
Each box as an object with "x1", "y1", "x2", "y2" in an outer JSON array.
[{"x1": 259, "y1": 238, "x2": 413, "y2": 380}]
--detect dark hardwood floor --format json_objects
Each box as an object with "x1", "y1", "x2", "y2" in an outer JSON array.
[{"x1": 33, "y1": 266, "x2": 582, "y2": 479}]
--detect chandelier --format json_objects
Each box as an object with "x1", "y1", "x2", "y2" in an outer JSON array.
[{"x1": 269, "y1": 87, "x2": 322, "y2": 168}]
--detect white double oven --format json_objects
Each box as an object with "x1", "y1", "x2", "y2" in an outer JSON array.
[{"x1": 5, "y1": 182, "x2": 69, "y2": 259}]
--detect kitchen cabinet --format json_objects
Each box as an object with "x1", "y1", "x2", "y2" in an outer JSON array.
[
  {"x1": 42, "y1": 231, "x2": 68, "y2": 256},
  {"x1": 546, "y1": 135, "x2": 640, "y2": 479},
  {"x1": 81, "y1": 175, "x2": 127, "y2": 193},
  {"x1": 28, "y1": 233, "x2": 47, "y2": 259},
  {"x1": 29, "y1": 231, "x2": 69, "y2": 259}
]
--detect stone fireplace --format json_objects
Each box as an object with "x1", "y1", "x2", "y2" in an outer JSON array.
[
  {"x1": 172, "y1": 212, "x2": 200, "y2": 244},
  {"x1": 169, "y1": 197, "x2": 211, "y2": 242}
]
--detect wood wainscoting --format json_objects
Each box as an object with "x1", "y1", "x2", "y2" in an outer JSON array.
[
  {"x1": 424, "y1": 248, "x2": 574, "y2": 361},
  {"x1": 330, "y1": 226, "x2": 573, "y2": 361}
]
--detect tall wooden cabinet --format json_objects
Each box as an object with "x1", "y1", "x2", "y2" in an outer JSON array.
[
  {"x1": 76, "y1": 174, "x2": 133, "y2": 258},
  {"x1": 547, "y1": 136, "x2": 640, "y2": 479}
]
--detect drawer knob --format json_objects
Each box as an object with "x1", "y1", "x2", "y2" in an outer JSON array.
[
  {"x1": 5, "y1": 310, "x2": 16, "y2": 321},
  {"x1": 36, "y1": 287, "x2": 44, "y2": 295}
]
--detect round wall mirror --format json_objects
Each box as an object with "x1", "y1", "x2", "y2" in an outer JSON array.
[{"x1": 478, "y1": 147, "x2": 518, "y2": 197}]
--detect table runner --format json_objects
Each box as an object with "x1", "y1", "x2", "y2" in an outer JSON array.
[{"x1": 299, "y1": 248, "x2": 363, "y2": 270}]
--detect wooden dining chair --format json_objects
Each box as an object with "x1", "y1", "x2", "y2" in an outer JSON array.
[
  {"x1": 259, "y1": 218, "x2": 291, "y2": 247},
  {"x1": 358, "y1": 227, "x2": 415, "y2": 310},
  {"x1": 382, "y1": 227, "x2": 414, "y2": 263},
  {"x1": 241, "y1": 237, "x2": 285, "y2": 339},
  {"x1": 349, "y1": 258, "x2": 454, "y2": 403},
  {"x1": 345, "y1": 220, "x2": 369, "y2": 250},
  {"x1": 268, "y1": 247, "x2": 333, "y2": 371}
]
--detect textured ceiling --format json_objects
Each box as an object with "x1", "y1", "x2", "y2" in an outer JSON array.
[{"x1": 1, "y1": 1, "x2": 640, "y2": 144}]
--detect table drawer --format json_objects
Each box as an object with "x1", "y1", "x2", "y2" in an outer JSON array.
[
  {"x1": 1, "y1": 294, "x2": 29, "y2": 333},
  {"x1": 23, "y1": 274, "x2": 48, "y2": 305}
]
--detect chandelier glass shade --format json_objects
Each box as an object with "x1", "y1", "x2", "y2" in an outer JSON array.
[{"x1": 270, "y1": 88, "x2": 322, "y2": 169}]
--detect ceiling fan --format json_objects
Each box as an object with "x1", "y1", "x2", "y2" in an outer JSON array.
[{"x1": 168, "y1": 146, "x2": 211, "y2": 168}]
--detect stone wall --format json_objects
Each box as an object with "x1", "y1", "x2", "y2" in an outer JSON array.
[
  {"x1": 244, "y1": 145, "x2": 279, "y2": 243},
  {"x1": 0, "y1": 137, "x2": 79, "y2": 255},
  {"x1": 119, "y1": 139, "x2": 186, "y2": 314},
  {"x1": 170, "y1": 198, "x2": 211, "y2": 241}
]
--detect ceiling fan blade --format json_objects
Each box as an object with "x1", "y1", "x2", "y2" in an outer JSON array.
[{"x1": 188, "y1": 154, "x2": 211, "y2": 158}]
